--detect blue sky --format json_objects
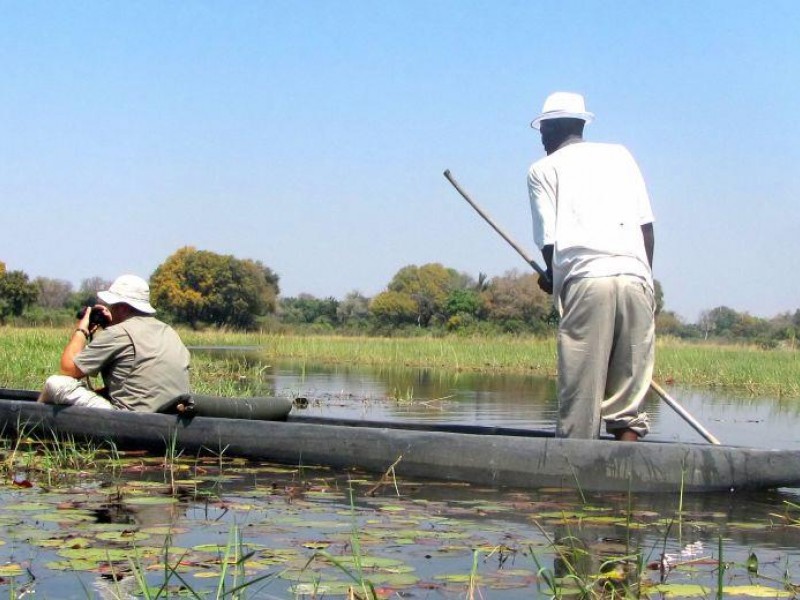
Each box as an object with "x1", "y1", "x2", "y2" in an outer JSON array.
[{"x1": 2, "y1": 1, "x2": 798, "y2": 322}]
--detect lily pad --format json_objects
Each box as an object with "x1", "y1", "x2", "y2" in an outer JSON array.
[
  {"x1": 124, "y1": 496, "x2": 179, "y2": 505},
  {"x1": 723, "y1": 585, "x2": 794, "y2": 597},
  {"x1": 652, "y1": 583, "x2": 711, "y2": 597},
  {"x1": 0, "y1": 564, "x2": 24, "y2": 577}
]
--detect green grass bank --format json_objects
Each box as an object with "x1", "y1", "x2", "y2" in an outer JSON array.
[{"x1": 2, "y1": 326, "x2": 799, "y2": 397}]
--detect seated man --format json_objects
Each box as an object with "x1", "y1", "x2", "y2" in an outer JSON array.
[{"x1": 39, "y1": 274, "x2": 190, "y2": 412}]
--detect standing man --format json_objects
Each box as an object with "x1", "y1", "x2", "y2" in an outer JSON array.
[
  {"x1": 527, "y1": 92, "x2": 655, "y2": 441},
  {"x1": 39, "y1": 274, "x2": 190, "y2": 412}
]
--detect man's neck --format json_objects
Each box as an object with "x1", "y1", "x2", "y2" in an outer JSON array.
[{"x1": 552, "y1": 134, "x2": 583, "y2": 154}]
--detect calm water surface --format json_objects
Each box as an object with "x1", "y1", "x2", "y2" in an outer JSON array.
[{"x1": 203, "y1": 348, "x2": 800, "y2": 451}]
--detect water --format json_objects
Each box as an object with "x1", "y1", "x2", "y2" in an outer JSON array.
[
  {"x1": 4, "y1": 350, "x2": 800, "y2": 598},
  {"x1": 240, "y1": 355, "x2": 800, "y2": 451}
]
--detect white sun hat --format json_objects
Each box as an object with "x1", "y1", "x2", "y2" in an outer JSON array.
[
  {"x1": 98, "y1": 274, "x2": 156, "y2": 314},
  {"x1": 530, "y1": 91, "x2": 595, "y2": 129}
]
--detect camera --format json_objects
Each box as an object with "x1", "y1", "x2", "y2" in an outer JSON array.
[{"x1": 76, "y1": 306, "x2": 112, "y2": 329}]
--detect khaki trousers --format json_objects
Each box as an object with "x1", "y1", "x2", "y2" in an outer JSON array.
[
  {"x1": 557, "y1": 276, "x2": 655, "y2": 439},
  {"x1": 41, "y1": 375, "x2": 116, "y2": 409}
]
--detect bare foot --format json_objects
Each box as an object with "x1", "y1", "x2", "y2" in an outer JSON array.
[{"x1": 614, "y1": 428, "x2": 639, "y2": 442}]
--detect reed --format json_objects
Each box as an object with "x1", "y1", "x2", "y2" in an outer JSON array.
[{"x1": 3, "y1": 326, "x2": 800, "y2": 397}]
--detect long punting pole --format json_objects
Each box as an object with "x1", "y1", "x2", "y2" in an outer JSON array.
[{"x1": 443, "y1": 169, "x2": 721, "y2": 445}]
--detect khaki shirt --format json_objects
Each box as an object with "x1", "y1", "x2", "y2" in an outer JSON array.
[{"x1": 74, "y1": 315, "x2": 190, "y2": 412}]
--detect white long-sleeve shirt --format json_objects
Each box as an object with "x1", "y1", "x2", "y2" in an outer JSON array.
[{"x1": 527, "y1": 141, "x2": 654, "y2": 302}]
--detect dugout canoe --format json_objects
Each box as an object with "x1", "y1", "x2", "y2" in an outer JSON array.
[{"x1": 0, "y1": 388, "x2": 798, "y2": 493}]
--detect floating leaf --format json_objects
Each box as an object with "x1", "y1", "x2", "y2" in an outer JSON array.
[
  {"x1": 124, "y1": 496, "x2": 179, "y2": 505},
  {"x1": 722, "y1": 585, "x2": 793, "y2": 597},
  {"x1": 0, "y1": 564, "x2": 23, "y2": 577},
  {"x1": 58, "y1": 547, "x2": 136, "y2": 562},
  {"x1": 652, "y1": 583, "x2": 710, "y2": 596},
  {"x1": 5, "y1": 502, "x2": 51, "y2": 511},
  {"x1": 46, "y1": 559, "x2": 101, "y2": 572},
  {"x1": 36, "y1": 536, "x2": 93, "y2": 549},
  {"x1": 96, "y1": 530, "x2": 152, "y2": 543},
  {"x1": 193, "y1": 570, "x2": 222, "y2": 578}
]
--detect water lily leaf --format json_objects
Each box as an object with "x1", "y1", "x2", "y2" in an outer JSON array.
[
  {"x1": 122, "y1": 480, "x2": 170, "y2": 489},
  {"x1": 290, "y1": 582, "x2": 349, "y2": 596},
  {"x1": 534, "y1": 510, "x2": 586, "y2": 519},
  {"x1": 96, "y1": 530, "x2": 152, "y2": 542},
  {"x1": 726, "y1": 522, "x2": 773, "y2": 530},
  {"x1": 652, "y1": 583, "x2": 710, "y2": 596},
  {"x1": 580, "y1": 516, "x2": 627, "y2": 525},
  {"x1": 35, "y1": 510, "x2": 96, "y2": 523},
  {"x1": 5, "y1": 502, "x2": 51, "y2": 511},
  {"x1": 4, "y1": 526, "x2": 53, "y2": 541},
  {"x1": 259, "y1": 547, "x2": 302, "y2": 557},
  {"x1": 0, "y1": 564, "x2": 24, "y2": 577},
  {"x1": 375, "y1": 573, "x2": 419, "y2": 586},
  {"x1": 433, "y1": 572, "x2": 481, "y2": 583},
  {"x1": 192, "y1": 543, "x2": 231, "y2": 553},
  {"x1": 124, "y1": 496, "x2": 179, "y2": 505},
  {"x1": 721, "y1": 585, "x2": 793, "y2": 597},
  {"x1": 37, "y1": 536, "x2": 94, "y2": 549},
  {"x1": 302, "y1": 541, "x2": 333, "y2": 549},
  {"x1": 140, "y1": 525, "x2": 188, "y2": 535},
  {"x1": 193, "y1": 570, "x2": 223, "y2": 578},
  {"x1": 58, "y1": 547, "x2": 135, "y2": 561},
  {"x1": 46, "y1": 559, "x2": 100, "y2": 571}
]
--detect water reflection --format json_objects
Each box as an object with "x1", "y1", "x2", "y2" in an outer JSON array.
[{"x1": 194, "y1": 348, "x2": 800, "y2": 451}]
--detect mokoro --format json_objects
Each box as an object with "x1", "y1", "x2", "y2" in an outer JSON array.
[{"x1": 1, "y1": 388, "x2": 798, "y2": 493}]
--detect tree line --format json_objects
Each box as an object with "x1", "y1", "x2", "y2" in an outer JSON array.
[{"x1": 2, "y1": 250, "x2": 798, "y2": 346}]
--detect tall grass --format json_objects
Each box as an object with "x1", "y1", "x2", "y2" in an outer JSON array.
[{"x1": 3, "y1": 326, "x2": 800, "y2": 396}]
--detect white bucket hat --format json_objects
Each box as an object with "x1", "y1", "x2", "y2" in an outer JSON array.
[
  {"x1": 98, "y1": 274, "x2": 156, "y2": 314},
  {"x1": 530, "y1": 91, "x2": 595, "y2": 129}
]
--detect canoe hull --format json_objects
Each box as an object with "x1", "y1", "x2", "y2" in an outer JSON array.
[{"x1": 1, "y1": 397, "x2": 798, "y2": 493}]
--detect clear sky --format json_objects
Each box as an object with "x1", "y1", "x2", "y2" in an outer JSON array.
[{"x1": 2, "y1": 1, "x2": 798, "y2": 322}]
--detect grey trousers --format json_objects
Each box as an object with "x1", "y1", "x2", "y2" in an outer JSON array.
[{"x1": 557, "y1": 276, "x2": 655, "y2": 439}]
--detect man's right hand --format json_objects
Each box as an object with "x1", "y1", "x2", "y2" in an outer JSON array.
[
  {"x1": 538, "y1": 245, "x2": 554, "y2": 295},
  {"x1": 538, "y1": 273, "x2": 553, "y2": 295}
]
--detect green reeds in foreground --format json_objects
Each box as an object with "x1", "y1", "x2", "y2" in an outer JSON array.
[
  {"x1": 3, "y1": 326, "x2": 800, "y2": 396},
  {"x1": 124, "y1": 526, "x2": 279, "y2": 599},
  {"x1": 0, "y1": 423, "x2": 120, "y2": 487}
]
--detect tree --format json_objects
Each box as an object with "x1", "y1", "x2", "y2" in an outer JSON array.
[
  {"x1": 150, "y1": 246, "x2": 280, "y2": 329},
  {"x1": 653, "y1": 279, "x2": 664, "y2": 315},
  {"x1": 384, "y1": 263, "x2": 470, "y2": 327},
  {"x1": 336, "y1": 291, "x2": 371, "y2": 326},
  {"x1": 698, "y1": 306, "x2": 739, "y2": 339},
  {"x1": 35, "y1": 277, "x2": 74, "y2": 309},
  {"x1": 279, "y1": 294, "x2": 339, "y2": 325},
  {"x1": 0, "y1": 269, "x2": 39, "y2": 322},
  {"x1": 369, "y1": 291, "x2": 418, "y2": 326},
  {"x1": 74, "y1": 277, "x2": 113, "y2": 309},
  {"x1": 482, "y1": 270, "x2": 552, "y2": 332},
  {"x1": 656, "y1": 310, "x2": 688, "y2": 337},
  {"x1": 444, "y1": 288, "x2": 484, "y2": 317}
]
